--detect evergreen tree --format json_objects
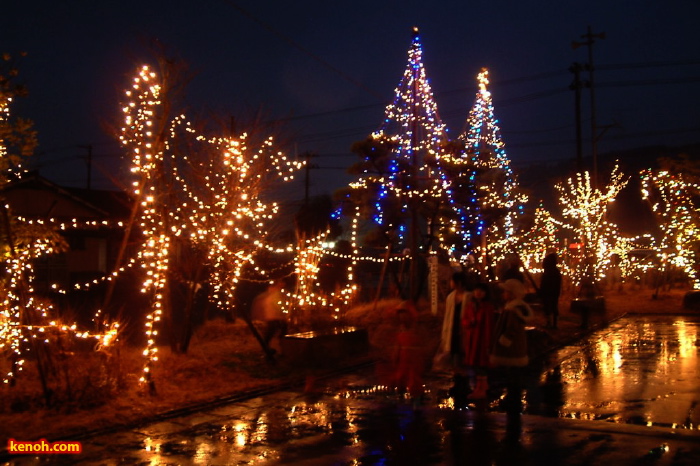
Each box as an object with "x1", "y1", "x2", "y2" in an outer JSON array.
[
  {"x1": 458, "y1": 68, "x2": 528, "y2": 277},
  {"x1": 342, "y1": 28, "x2": 468, "y2": 299}
]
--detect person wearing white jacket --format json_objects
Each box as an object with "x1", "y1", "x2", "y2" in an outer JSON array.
[
  {"x1": 435, "y1": 272, "x2": 471, "y2": 368},
  {"x1": 433, "y1": 272, "x2": 471, "y2": 404}
]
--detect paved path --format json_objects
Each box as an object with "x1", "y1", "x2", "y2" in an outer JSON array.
[{"x1": 7, "y1": 314, "x2": 700, "y2": 465}]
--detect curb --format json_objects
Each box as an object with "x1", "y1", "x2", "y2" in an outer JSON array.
[{"x1": 70, "y1": 357, "x2": 376, "y2": 441}]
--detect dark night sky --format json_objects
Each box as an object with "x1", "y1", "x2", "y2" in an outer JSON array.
[{"x1": 3, "y1": 0, "x2": 699, "y2": 196}]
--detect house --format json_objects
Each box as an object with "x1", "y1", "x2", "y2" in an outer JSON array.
[{"x1": 1, "y1": 172, "x2": 134, "y2": 293}]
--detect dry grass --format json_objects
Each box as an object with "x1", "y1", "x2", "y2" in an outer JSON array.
[
  {"x1": 0, "y1": 319, "x2": 300, "y2": 443},
  {"x1": 0, "y1": 285, "x2": 693, "y2": 445}
]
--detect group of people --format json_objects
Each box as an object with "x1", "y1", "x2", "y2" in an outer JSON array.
[
  {"x1": 387, "y1": 252, "x2": 563, "y2": 411},
  {"x1": 433, "y1": 273, "x2": 531, "y2": 403},
  {"x1": 432, "y1": 252, "x2": 562, "y2": 407},
  {"x1": 251, "y1": 253, "x2": 563, "y2": 414}
]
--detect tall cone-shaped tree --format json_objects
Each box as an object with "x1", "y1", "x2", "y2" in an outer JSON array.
[
  {"x1": 343, "y1": 27, "x2": 457, "y2": 301},
  {"x1": 458, "y1": 69, "x2": 528, "y2": 278}
]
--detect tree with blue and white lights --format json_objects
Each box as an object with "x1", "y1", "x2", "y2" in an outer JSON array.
[
  {"x1": 458, "y1": 68, "x2": 528, "y2": 278},
  {"x1": 341, "y1": 28, "x2": 480, "y2": 300}
]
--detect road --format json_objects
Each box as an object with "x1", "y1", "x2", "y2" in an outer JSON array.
[{"x1": 7, "y1": 314, "x2": 700, "y2": 465}]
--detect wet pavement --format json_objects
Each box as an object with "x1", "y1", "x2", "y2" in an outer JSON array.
[{"x1": 5, "y1": 314, "x2": 700, "y2": 465}]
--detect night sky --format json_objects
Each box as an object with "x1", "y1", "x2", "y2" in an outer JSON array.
[{"x1": 3, "y1": 0, "x2": 699, "y2": 197}]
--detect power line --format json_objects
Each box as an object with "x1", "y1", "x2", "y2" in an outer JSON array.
[
  {"x1": 598, "y1": 59, "x2": 700, "y2": 71},
  {"x1": 36, "y1": 140, "x2": 117, "y2": 156},
  {"x1": 266, "y1": 65, "x2": 698, "y2": 131},
  {"x1": 504, "y1": 126, "x2": 699, "y2": 150},
  {"x1": 598, "y1": 76, "x2": 700, "y2": 88},
  {"x1": 281, "y1": 70, "x2": 699, "y2": 147},
  {"x1": 33, "y1": 58, "x2": 700, "y2": 171}
]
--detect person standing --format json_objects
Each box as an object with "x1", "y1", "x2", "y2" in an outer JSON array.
[
  {"x1": 491, "y1": 278, "x2": 534, "y2": 438},
  {"x1": 252, "y1": 279, "x2": 288, "y2": 354},
  {"x1": 539, "y1": 252, "x2": 563, "y2": 329},
  {"x1": 392, "y1": 305, "x2": 424, "y2": 405},
  {"x1": 434, "y1": 272, "x2": 471, "y2": 402},
  {"x1": 500, "y1": 255, "x2": 525, "y2": 283},
  {"x1": 461, "y1": 282, "x2": 495, "y2": 399}
]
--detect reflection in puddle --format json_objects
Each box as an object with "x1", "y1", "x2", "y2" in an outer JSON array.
[
  {"x1": 536, "y1": 315, "x2": 700, "y2": 430},
  {"x1": 124, "y1": 315, "x2": 700, "y2": 465}
]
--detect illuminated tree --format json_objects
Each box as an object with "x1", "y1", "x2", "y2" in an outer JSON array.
[
  {"x1": 119, "y1": 64, "x2": 172, "y2": 389},
  {"x1": 437, "y1": 140, "x2": 481, "y2": 263},
  {"x1": 292, "y1": 195, "x2": 347, "y2": 326},
  {"x1": 555, "y1": 166, "x2": 629, "y2": 289},
  {"x1": 518, "y1": 204, "x2": 564, "y2": 274},
  {"x1": 458, "y1": 69, "x2": 528, "y2": 277},
  {"x1": 641, "y1": 169, "x2": 700, "y2": 289},
  {"x1": 171, "y1": 129, "x2": 303, "y2": 319},
  {"x1": 119, "y1": 63, "x2": 305, "y2": 389},
  {"x1": 342, "y1": 28, "x2": 464, "y2": 300},
  {"x1": 0, "y1": 54, "x2": 49, "y2": 392},
  {"x1": 0, "y1": 55, "x2": 120, "y2": 406},
  {"x1": 0, "y1": 53, "x2": 36, "y2": 181}
]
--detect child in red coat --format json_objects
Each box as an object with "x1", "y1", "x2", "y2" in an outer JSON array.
[
  {"x1": 392, "y1": 305, "x2": 424, "y2": 402},
  {"x1": 461, "y1": 282, "x2": 495, "y2": 399}
]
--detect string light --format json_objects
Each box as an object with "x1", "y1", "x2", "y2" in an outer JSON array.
[
  {"x1": 119, "y1": 64, "x2": 311, "y2": 387},
  {"x1": 641, "y1": 169, "x2": 700, "y2": 289},
  {"x1": 458, "y1": 68, "x2": 528, "y2": 269},
  {"x1": 555, "y1": 166, "x2": 630, "y2": 286}
]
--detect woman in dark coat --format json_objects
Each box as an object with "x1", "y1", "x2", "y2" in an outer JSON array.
[{"x1": 539, "y1": 252, "x2": 563, "y2": 329}]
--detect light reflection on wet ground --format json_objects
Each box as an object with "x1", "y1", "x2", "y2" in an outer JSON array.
[
  {"x1": 6, "y1": 314, "x2": 700, "y2": 465},
  {"x1": 534, "y1": 315, "x2": 700, "y2": 429}
]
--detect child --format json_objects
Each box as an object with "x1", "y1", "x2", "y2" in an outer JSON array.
[
  {"x1": 462, "y1": 282, "x2": 495, "y2": 399},
  {"x1": 392, "y1": 306, "x2": 424, "y2": 402}
]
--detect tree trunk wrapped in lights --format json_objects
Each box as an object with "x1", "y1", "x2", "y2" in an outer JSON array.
[{"x1": 119, "y1": 62, "x2": 304, "y2": 391}]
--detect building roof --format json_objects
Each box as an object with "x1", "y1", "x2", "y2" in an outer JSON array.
[{"x1": 1, "y1": 171, "x2": 133, "y2": 220}]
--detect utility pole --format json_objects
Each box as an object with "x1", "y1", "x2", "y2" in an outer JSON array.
[
  {"x1": 302, "y1": 151, "x2": 318, "y2": 204},
  {"x1": 573, "y1": 26, "x2": 605, "y2": 188},
  {"x1": 78, "y1": 144, "x2": 93, "y2": 189},
  {"x1": 569, "y1": 62, "x2": 587, "y2": 174}
]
